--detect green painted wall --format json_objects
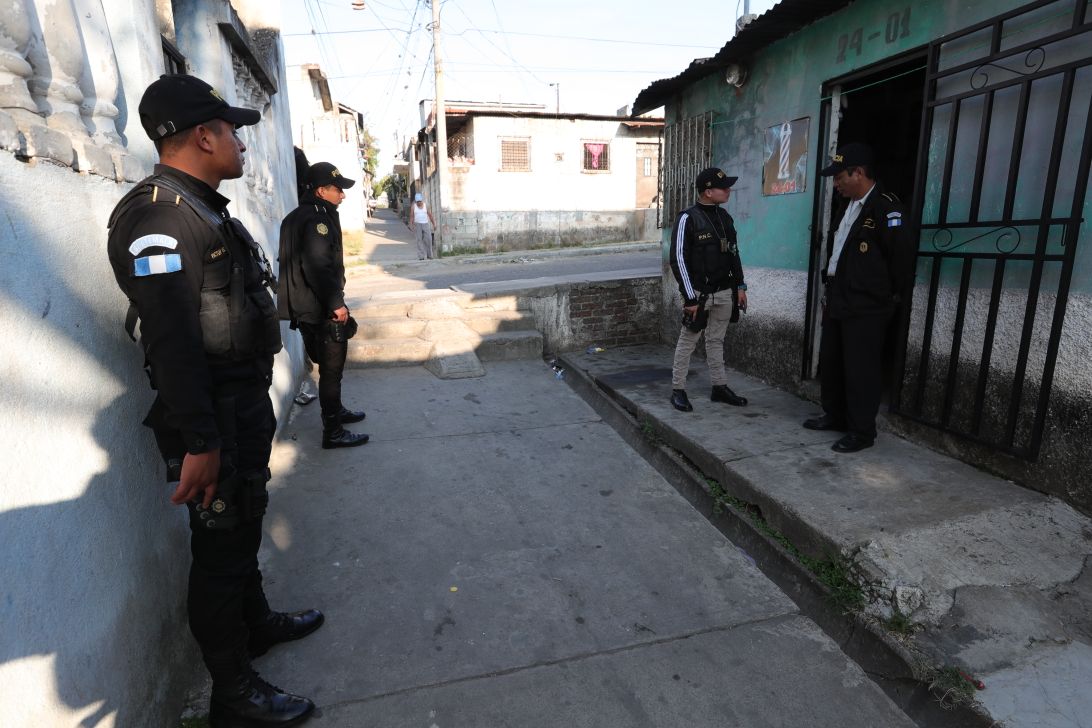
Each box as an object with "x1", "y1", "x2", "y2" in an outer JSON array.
[{"x1": 666, "y1": 0, "x2": 1091, "y2": 291}]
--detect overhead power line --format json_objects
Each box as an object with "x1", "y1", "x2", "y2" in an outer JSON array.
[{"x1": 285, "y1": 26, "x2": 720, "y2": 49}]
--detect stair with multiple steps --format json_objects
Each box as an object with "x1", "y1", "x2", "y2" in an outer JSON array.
[{"x1": 345, "y1": 290, "x2": 543, "y2": 378}]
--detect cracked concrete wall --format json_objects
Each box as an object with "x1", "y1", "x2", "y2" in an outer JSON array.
[{"x1": 0, "y1": 1, "x2": 302, "y2": 725}]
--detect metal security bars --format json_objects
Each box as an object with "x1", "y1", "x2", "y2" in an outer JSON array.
[
  {"x1": 659, "y1": 112, "x2": 713, "y2": 227},
  {"x1": 894, "y1": 0, "x2": 1092, "y2": 458},
  {"x1": 500, "y1": 137, "x2": 530, "y2": 172}
]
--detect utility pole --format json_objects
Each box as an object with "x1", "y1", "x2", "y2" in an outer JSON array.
[
  {"x1": 549, "y1": 82, "x2": 560, "y2": 115},
  {"x1": 431, "y1": 0, "x2": 447, "y2": 251}
]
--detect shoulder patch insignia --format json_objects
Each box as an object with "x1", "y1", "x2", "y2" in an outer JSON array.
[
  {"x1": 859, "y1": 242, "x2": 869, "y2": 253},
  {"x1": 133, "y1": 253, "x2": 183, "y2": 277},
  {"x1": 887, "y1": 211, "x2": 902, "y2": 219},
  {"x1": 128, "y1": 233, "x2": 179, "y2": 256},
  {"x1": 887, "y1": 218, "x2": 903, "y2": 227},
  {"x1": 316, "y1": 223, "x2": 329, "y2": 235}
]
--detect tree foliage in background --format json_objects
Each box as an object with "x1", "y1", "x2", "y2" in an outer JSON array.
[
  {"x1": 360, "y1": 126, "x2": 379, "y2": 176},
  {"x1": 376, "y1": 173, "x2": 407, "y2": 201}
]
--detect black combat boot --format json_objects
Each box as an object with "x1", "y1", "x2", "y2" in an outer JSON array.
[
  {"x1": 670, "y1": 389, "x2": 693, "y2": 412},
  {"x1": 321, "y1": 414, "x2": 369, "y2": 449},
  {"x1": 336, "y1": 406, "x2": 366, "y2": 424},
  {"x1": 205, "y1": 649, "x2": 315, "y2": 727},
  {"x1": 710, "y1": 384, "x2": 748, "y2": 406},
  {"x1": 249, "y1": 609, "x2": 325, "y2": 658}
]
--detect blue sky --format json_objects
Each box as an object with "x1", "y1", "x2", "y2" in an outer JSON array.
[{"x1": 280, "y1": 0, "x2": 779, "y2": 174}]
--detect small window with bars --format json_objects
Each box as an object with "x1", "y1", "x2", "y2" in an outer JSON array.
[
  {"x1": 582, "y1": 141, "x2": 610, "y2": 172},
  {"x1": 500, "y1": 137, "x2": 530, "y2": 172},
  {"x1": 162, "y1": 36, "x2": 186, "y2": 75},
  {"x1": 449, "y1": 128, "x2": 474, "y2": 162}
]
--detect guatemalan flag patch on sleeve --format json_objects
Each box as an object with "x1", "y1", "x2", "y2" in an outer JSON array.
[{"x1": 133, "y1": 253, "x2": 183, "y2": 276}]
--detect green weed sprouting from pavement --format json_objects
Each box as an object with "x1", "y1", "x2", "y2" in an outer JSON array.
[
  {"x1": 884, "y1": 609, "x2": 916, "y2": 635},
  {"x1": 640, "y1": 420, "x2": 664, "y2": 446},
  {"x1": 180, "y1": 718, "x2": 210, "y2": 728},
  {"x1": 926, "y1": 666, "x2": 977, "y2": 709},
  {"x1": 703, "y1": 477, "x2": 864, "y2": 613}
]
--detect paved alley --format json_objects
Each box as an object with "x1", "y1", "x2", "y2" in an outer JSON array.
[{"x1": 252, "y1": 360, "x2": 915, "y2": 727}]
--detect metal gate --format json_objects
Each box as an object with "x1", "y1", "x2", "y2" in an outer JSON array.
[
  {"x1": 893, "y1": 0, "x2": 1092, "y2": 458},
  {"x1": 659, "y1": 112, "x2": 713, "y2": 228}
]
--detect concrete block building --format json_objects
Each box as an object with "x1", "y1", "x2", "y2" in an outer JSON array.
[
  {"x1": 635, "y1": 0, "x2": 1092, "y2": 512},
  {"x1": 413, "y1": 100, "x2": 663, "y2": 253}
]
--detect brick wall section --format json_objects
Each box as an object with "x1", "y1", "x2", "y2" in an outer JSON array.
[{"x1": 567, "y1": 278, "x2": 661, "y2": 348}]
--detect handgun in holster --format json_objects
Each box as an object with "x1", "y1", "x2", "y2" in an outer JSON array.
[{"x1": 185, "y1": 395, "x2": 270, "y2": 531}]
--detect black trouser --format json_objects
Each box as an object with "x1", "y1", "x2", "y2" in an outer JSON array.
[
  {"x1": 819, "y1": 311, "x2": 893, "y2": 440},
  {"x1": 151, "y1": 377, "x2": 276, "y2": 653},
  {"x1": 188, "y1": 380, "x2": 274, "y2": 651},
  {"x1": 299, "y1": 321, "x2": 347, "y2": 422}
]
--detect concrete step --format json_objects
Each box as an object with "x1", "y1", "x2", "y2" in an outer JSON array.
[
  {"x1": 458, "y1": 294, "x2": 522, "y2": 312},
  {"x1": 465, "y1": 310, "x2": 537, "y2": 335},
  {"x1": 353, "y1": 300, "x2": 414, "y2": 319},
  {"x1": 346, "y1": 337, "x2": 433, "y2": 368},
  {"x1": 476, "y1": 331, "x2": 543, "y2": 361},
  {"x1": 357, "y1": 317, "x2": 427, "y2": 339}
]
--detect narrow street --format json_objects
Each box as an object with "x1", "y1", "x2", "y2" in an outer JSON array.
[{"x1": 245, "y1": 216, "x2": 917, "y2": 727}]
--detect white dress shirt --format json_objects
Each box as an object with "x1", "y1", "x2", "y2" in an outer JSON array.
[{"x1": 827, "y1": 184, "x2": 875, "y2": 276}]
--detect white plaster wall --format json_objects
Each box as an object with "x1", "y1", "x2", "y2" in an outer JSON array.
[
  {"x1": 286, "y1": 70, "x2": 369, "y2": 231},
  {"x1": 451, "y1": 116, "x2": 648, "y2": 212},
  {"x1": 0, "y1": 1, "x2": 302, "y2": 726}
]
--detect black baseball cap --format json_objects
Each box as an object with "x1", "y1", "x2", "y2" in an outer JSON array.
[
  {"x1": 820, "y1": 142, "x2": 874, "y2": 176},
  {"x1": 695, "y1": 167, "x2": 737, "y2": 191},
  {"x1": 307, "y1": 162, "x2": 356, "y2": 190},
  {"x1": 138, "y1": 74, "x2": 261, "y2": 141}
]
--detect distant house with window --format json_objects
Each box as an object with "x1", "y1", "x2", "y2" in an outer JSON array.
[{"x1": 412, "y1": 100, "x2": 663, "y2": 253}]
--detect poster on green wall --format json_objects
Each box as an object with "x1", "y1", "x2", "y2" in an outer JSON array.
[{"x1": 763, "y1": 117, "x2": 810, "y2": 196}]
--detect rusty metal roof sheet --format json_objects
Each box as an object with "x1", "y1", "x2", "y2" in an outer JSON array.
[{"x1": 631, "y1": 0, "x2": 853, "y2": 115}]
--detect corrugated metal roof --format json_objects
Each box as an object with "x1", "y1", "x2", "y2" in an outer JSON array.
[{"x1": 631, "y1": 0, "x2": 853, "y2": 115}]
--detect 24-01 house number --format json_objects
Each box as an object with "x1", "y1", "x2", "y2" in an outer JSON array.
[{"x1": 837, "y1": 8, "x2": 911, "y2": 63}]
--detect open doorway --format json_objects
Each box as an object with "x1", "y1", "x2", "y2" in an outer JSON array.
[{"x1": 803, "y1": 52, "x2": 927, "y2": 381}]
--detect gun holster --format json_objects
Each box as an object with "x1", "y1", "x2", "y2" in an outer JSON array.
[
  {"x1": 187, "y1": 467, "x2": 270, "y2": 531},
  {"x1": 681, "y1": 294, "x2": 710, "y2": 333}
]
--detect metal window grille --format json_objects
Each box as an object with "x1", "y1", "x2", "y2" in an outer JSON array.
[
  {"x1": 449, "y1": 128, "x2": 474, "y2": 161},
  {"x1": 500, "y1": 137, "x2": 530, "y2": 171},
  {"x1": 660, "y1": 112, "x2": 713, "y2": 227},
  {"x1": 162, "y1": 36, "x2": 186, "y2": 75},
  {"x1": 643, "y1": 156, "x2": 653, "y2": 177},
  {"x1": 582, "y1": 141, "x2": 610, "y2": 171}
]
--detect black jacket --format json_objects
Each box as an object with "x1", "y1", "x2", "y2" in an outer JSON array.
[
  {"x1": 107, "y1": 165, "x2": 279, "y2": 454},
  {"x1": 669, "y1": 202, "x2": 745, "y2": 305},
  {"x1": 826, "y1": 186, "x2": 916, "y2": 319},
  {"x1": 277, "y1": 194, "x2": 346, "y2": 325}
]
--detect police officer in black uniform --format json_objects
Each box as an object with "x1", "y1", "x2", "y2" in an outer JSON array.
[
  {"x1": 277, "y1": 162, "x2": 369, "y2": 449},
  {"x1": 668, "y1": 167, "x2": 750, "y2": 412},
  {"x1": 804, "y1": 142, "x2": 915, "y2": 452},
  {"x1": 106, "y1": 74, "x2": 322, "y2": 727}
]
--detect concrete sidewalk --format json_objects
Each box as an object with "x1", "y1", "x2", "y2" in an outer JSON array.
[
  {"x1": 560, "y1": 344, "x2": 1092, "y2": 728},
  {"x1": 249, "y1": 360, "x2": 915, "y2": 727}
]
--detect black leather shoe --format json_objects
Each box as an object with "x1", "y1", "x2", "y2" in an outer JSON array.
[
  {"x1": 802, "y1": 414, "x2": 847, "y2": 431},
  {"x1": 670, "y1": 389, "x2": 693, "y2": 412},
  {"x1": 322, "y1": 428, "x2": 369, "y2": 449},
  {"x1": 209, "y1": 672, "x2": 315, "y2": 727},
  {"x1": 831, "y1": 434, "x2": 874, "y2": 453},
  {"x1": 249, "y1": 609, "x2": 325, "y2": 658},
  {"x1": 710, "y1": 385, "x2": 747, "y2": 406},
  {"x1": 337, "y1": 406, "x2": 366, "y2": 424}
]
